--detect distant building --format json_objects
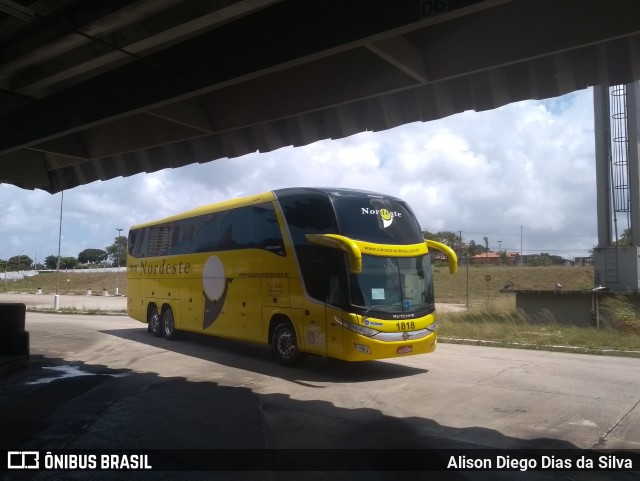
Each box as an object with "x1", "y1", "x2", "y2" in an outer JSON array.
[
  {"x1": 471, "y1": 251, "x2": 518, "y2": 265},
  {"x1": 574, "y1": 256, "x2": 594, "y2": 266}
]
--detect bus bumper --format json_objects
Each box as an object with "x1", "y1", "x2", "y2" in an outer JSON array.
[{"x1": 340, "y1": 329, "x2": 438, "y2": 361}]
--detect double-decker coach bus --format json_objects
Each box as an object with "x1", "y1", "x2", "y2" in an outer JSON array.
[{"x1": 127, "y1": 187, "x2": 457, "y2": 364}]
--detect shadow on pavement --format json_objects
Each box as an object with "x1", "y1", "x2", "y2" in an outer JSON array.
[
  {"x1": 100, "y1": 327, "x2": 429, "y2": 384},
  {"x1": 3, "y1": 352, "x2": 636, "y2": 481}
]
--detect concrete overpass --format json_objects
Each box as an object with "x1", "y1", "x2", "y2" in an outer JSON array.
[{"x1": 1, "y1": 0, "x2": 640, "y2": 194}]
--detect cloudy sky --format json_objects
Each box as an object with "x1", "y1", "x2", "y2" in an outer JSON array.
[{"x1": 1, "y1": 87, "x2": 603, "y2": 265}]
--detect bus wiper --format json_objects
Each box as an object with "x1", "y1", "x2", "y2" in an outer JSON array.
[
  {"x1": 360, "y1": 302, "x2": 435, "y2": 317},
  {"x1": 360, "y1": 303, "x2": 402, "y2": 317}
]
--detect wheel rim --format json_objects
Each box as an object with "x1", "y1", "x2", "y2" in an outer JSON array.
[
  {"x1": 276, "y1": 328, "x2": 296, "y2": 360},
  {"x1": 163, "y1": 310, "x2": 174, "y2": 337},
  {"x1": 149, "y1": 308, "x2": 160, "y2": 333}
]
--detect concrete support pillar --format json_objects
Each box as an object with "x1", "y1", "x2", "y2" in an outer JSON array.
[
  {"x1": 627, "y1": 82, "x2": 640, "y2": 246},
  {"x1": 593, "y1": 86, "x2": 612, "y2": 248},
  {"x1": 593, "y1": 82, "x2": 640, "y2": 291}
]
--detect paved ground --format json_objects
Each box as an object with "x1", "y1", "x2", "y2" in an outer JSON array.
[{"x1": 0, "y1": 307, "x2": 638, "y2": 480}]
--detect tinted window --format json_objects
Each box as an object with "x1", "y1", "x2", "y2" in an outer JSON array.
[
  {"x1": 245, "y1": 204, "x2": 285, "y2": 255},
  {"x1": 278, "y1": 194, "x2": 341, "y2": 302},
  {"x1": 279, "y1": 194, "x2": 337, "y2": 246},
  {"x1": 331, "y1": 195, "x2": 424, "y2": 244},
  {"x1": 128, "y1": 202, "x2": 284, "y2": 258}
]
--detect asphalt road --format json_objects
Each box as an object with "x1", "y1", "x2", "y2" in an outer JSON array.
[{"x1": 1, "y1": 312, "x2": 639, "y2": 481}]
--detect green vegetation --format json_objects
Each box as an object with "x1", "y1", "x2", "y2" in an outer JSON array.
[
  {"x1": 2, "y1": 235, "x2": 127, "y2": 271},
  {"x1": 598, "y1": 296, "x2": 640, "y2": 334},
  {"x1": 432, "y1": 264, "x2": 593, "y2": 305},
  {"x1": 28, "y1": 306, "x2": 113, "y2": 316},
  {"x1": 438, "y1": 299, "x2": 640, "y2": 357},
  {"x1": 3, "y1": 271, "x2": 126, "y2": 295},
  {"x1": 434, "y1": 265, "x2": 640, "y2": 356}
]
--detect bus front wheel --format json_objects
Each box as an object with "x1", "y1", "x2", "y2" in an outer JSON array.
[
  {"x1": 163, "y1": 308, "x2": 177, "y2": 340},
  {"x1": 271, "y1": 322, "x2": 303, "y2": 366}
]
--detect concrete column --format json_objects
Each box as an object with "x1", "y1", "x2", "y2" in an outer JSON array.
[
  {"x1": 593, "y1": 85, "x2": 612, "y2": 247},
  {"x1": 627, "y1": 81, "x2": 640, "y2": 246}
]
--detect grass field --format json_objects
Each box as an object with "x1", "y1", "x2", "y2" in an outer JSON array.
[
  {"x1": 3, "y1": 270, "x2": 126, "y2": 295},
  {"x1": 4, "y1": 265, "x2": 640, "y2": 356},
  {"x1": 432, "y1": 264, "x2": 593, "y2": 305},
  {"x1": 5, "y1": 265, "x2": 593, "y2": 300},
  {"x1": 432, "y1": 265, "x2": 640, "y2": 356}
]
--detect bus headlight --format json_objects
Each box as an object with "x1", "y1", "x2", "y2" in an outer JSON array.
[{"x1": 334, "y1": 316, "x2": 378, "y2": 338}]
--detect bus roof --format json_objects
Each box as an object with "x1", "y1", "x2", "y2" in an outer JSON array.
[
  {"x1": 129, "y1": 190, "x2": 276, "y2": 230},
  {"x1": 273, "y1": 187, "x2": 404, "y2": 202},
  {"x1": 129, "y1": 187, "x2": 405, "y2": 231}
]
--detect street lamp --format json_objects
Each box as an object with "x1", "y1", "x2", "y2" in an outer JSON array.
[{"x1": 55, "y1": 190, "x2": 64, "y2": 309}]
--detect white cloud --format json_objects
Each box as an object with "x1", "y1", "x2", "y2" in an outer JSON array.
[{"x1": 0, "y1": 88, "x2": 598, "y2": 262}]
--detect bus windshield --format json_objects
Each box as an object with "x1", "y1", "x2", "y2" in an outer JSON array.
[
  {"x1": 331, "y1": 195, "x2": 424, "y2": 244},
  {"x1": 348, "y1": 255, "x2": 435, "y2": 317}
]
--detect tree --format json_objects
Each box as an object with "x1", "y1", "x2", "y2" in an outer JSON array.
[
  {"x1": 436, "y1": 231, "x2": 460, "y2": 248},
  {"x1": 7, "y1": 255, "x2": 33, "y2": 271},
  {"x1": 44, "y1": 255, "x2": 78, "y2": 270},
  {"x1": 44, "y1": 255, "x2": 58, "y2": 270},
  {"x1": 528, "y1": 253, "x2": 552, "y2": 267},
  {"x1": 589, "y1": 227, "x2": 633, "y2": 255},
  {"x1": 422, "y1": 230, "x2": 438, "y2": 241},
  {"x1": 78, "y1": 248, "x2": 108, "y2": 264},
  {"x1": 618, "y1": 228, "x2": 632, "y2": 247},
  {"x1": 467, "y1": 240, "x2": 480, "y2": 257},
  {"x1": 106, "y1": 235, "x2": 127, "y2": 267},
  {"x1": 60, "y1": 257, "x2": 78, "y2": 269}
]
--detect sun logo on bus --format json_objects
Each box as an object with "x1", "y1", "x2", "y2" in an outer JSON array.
[
  {"x1": 202, "y1": 255, "x2": 230, "y2": 330},
  {"x1": 379, "y1": 208, "x2": 393, "y2": 228}
]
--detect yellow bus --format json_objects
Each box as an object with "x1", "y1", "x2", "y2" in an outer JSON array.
[{"x1": 126, "y1": 187, "x2": 457, "y2": 364}]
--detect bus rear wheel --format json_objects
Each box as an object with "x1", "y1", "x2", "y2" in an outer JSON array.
[
  {"x1": 149, "y1": 306, "x2": 163, "y2": 337},
  {"x1": 163, "y1": 308, "x2": 177, "y2": 340},
  {"x1": 271, "y1": 322, "x2": 303, "y2": 366}
]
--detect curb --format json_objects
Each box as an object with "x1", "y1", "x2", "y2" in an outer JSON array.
[{"x1": 439, "y1": 337, "x2": 640, "y2": 358}]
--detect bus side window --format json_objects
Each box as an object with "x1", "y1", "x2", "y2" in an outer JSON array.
[
  {"x1": 327, "y1": 251, "x2": 348, "y2": 308},
  {"x1": 328, "y1": 276, "x2": 341, "y2": 306}
]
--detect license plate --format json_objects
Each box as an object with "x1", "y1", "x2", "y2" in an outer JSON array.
[{"x1": 397, "y1": 345, "x2": 412, "y2": 354}]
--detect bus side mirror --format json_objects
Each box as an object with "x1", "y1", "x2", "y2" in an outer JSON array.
[
  {"x1": 424, "y1": 240, "x2": 458, "y2": 275},
  {"x1": 306, "y1": 234, "x2": 362, "y2": 273}
]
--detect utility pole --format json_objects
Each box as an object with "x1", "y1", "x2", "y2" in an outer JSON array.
[
  {"x1": 55, "y1": 190, "x2": 64, "y2": 310},
  {"x1": 520, "y1": 226, "x2": 524, "y2": 266}
]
